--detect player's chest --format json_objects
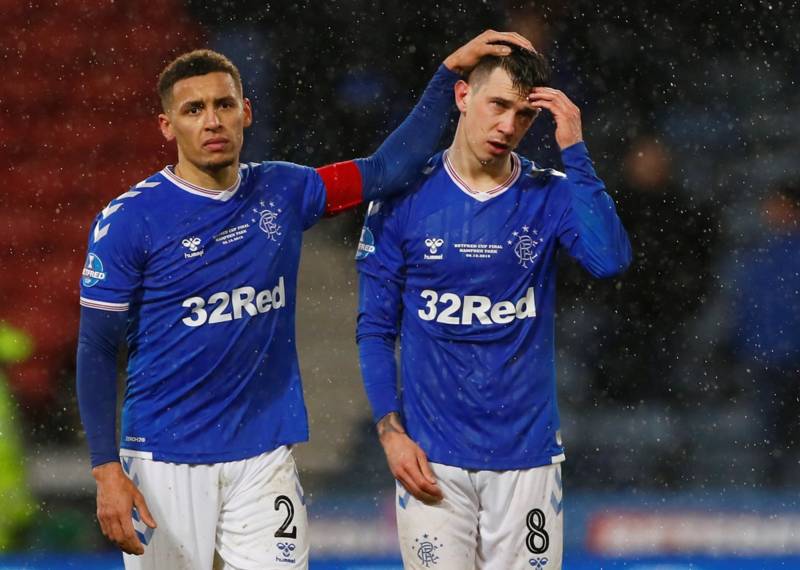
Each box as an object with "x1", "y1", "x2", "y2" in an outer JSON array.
[
  {"x1": 144, "y1": 193, "x2": 301, "y2": 292},
  {"x1": 402, "y1": 197, "x2": 554, "y2": 281}
]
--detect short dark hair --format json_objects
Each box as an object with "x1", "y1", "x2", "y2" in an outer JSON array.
[
  {"x1": 467, "y1": 41, "x2": 551, "y2": 95},
  {"x1": 157, "y1": 49, "x2": 243, "y2": 110}
]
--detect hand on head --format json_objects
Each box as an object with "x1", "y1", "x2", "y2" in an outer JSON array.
[{"x1": 444, "y1": 29, "x2": 536, "y2": 75}]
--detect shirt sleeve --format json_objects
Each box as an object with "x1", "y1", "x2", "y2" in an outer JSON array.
[
  {"x1": 76, "y1": 306, "x2": 127, "y2": 467},
  {"x1": 355, "y1": 200, "x2": 406, "y2": 422},
  {"x1": 79, "y1": 197, "x2": 148, "y2": 311},
  {"x1": 77, "y1": 195, "x2": 147, "y2": 466},
  {"x1": 554, "y1": 142, "x2": 633, "y2": 278},
  {"x1": 299, "y1": 166, "x2": 329, "y2": 230},
  {"x1": 315, "y1": 64, "x2": 459, "y2": 218}
]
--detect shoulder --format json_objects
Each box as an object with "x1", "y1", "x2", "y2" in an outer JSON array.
[
  {"x1": 517, "y1": 154, "x2": 567, "y2": 188},
  {"x1": 388, "y1": 151, "x2": 446, "y2": 205},
  {"x1": 95, "y1": 171, "x2": 166, "y2": 220},
  {"x1": 243, "y1": 160, "x2": 317, "y2": 184},
  {"x1": 363, "y1": 151, "x2": 446, "y2": 221},
  {"x1": 88, "y1": 170, "x2": 166, "y2": 247}
]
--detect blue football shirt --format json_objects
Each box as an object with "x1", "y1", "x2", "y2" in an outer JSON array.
[
  {"x1": 356, "y1": 143, "x2": 632, "y2": 470},
  {"x1": 80, "y1": 162, "x2": 326, "y2": 463}
]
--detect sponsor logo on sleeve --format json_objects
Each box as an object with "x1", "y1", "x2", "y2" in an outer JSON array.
[
  {"x1": 355, "y1": 227, "x2": 375, "y2": 260},
  {"x1": 81, "y1": 253, "x2": 106, "y2": 287}
]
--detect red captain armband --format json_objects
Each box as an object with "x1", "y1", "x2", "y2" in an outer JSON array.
[{"x1": 316, "y1": 160, "x2": 364, "y2": 216}]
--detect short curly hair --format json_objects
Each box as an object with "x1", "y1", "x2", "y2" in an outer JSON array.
[{"x1": 158, "y1": 49, "x2": 243, "y2": 110}]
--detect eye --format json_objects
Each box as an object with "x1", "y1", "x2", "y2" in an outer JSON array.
[{"x1": 188, "y1": 105, "x2": 202, "y2": 115}]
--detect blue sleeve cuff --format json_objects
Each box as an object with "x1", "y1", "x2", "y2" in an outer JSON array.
[
  {"x1": 560, "y1": 141, "x2": 590, "y2": 164},
  {"x1": 358, "y1": 336, "x2": 401, "y2": 423}
]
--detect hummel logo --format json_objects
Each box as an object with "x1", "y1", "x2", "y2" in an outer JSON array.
[
  {"x1": 181, "y1": 237, "x2": 204, "y2": 259},
  {"x1": 425, "y1": 238, "x2": 444, "y2": 255},
  {"x1": 424, "y1": 237, "x2": 444, "y2": 261},
  {"x1": 181, "y1": 237, "x2": 202, "y2": 252}
]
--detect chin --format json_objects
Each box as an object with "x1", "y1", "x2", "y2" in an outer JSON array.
[
  {"x1": 482, "y1": 152, "x2": 508, "y2": 163},
  {"x1": 205, "y1": 156, "x2": 236, "y2": 171}
]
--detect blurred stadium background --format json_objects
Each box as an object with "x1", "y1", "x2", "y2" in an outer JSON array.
[{"x1": 1, "y1": 0, "x2": 799, "y2": 567}]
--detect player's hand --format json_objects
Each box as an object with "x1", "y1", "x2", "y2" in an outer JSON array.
[
  {"x1": 528, "y1": 87, "x2": 583, "y2": 149},
  {"x1": 377, "y1": 412, "x2": 443, "y2": 504},
  {"x1": 93, "y1": 462, "x2": 157, "y2": 555},
  {"x1": 443, "y1": 29, "x2": 535, "y2": 75}
]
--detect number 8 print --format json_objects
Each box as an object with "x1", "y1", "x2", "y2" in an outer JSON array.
[{"x1": 525, "y1": 508, "x2": 549, "y2": 554}]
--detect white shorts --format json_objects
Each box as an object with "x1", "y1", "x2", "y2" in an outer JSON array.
[
  {"x1": 396, "y1": 462, "x2": 563, "y2": 570},
  {"x1": 120, "y1": 446, "x2": 308, "y2": 570}
]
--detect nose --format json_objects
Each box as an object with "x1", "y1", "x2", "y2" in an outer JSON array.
[
  {"x1": 204, "y1": 108, "x2": 222, "y2": 130},
  {"x1": 496, "y1": 111, "x2": 516, "y2": 137}
]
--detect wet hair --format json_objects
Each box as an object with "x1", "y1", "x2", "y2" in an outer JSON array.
[
  {"x1": 157, "y1": 49, "x2": 242, "y2": 110},
  {"x1": 467, "y1": 41, "x2": 551, "y2": 96}
]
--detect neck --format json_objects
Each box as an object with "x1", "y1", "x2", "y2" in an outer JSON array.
[
  {"x1": 447, "y1": 124, "x2": 513, "y2": 189},
  {"x1": 174, "y1": 157, "x2": 239, "y2": 190}
]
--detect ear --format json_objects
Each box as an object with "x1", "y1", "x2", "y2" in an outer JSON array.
[
  {"x1": 158, "y1": 113, "x2": 175, "y2": 142},
  {"x1": 242, "y1": 97, "x2": 253, "y2": 129},
  {"x1": 454, "y1": 80, "x2": 470, "y2": 113}
]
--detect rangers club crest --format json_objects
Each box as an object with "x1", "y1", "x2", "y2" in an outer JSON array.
[
  {"x1": 252, "y1": 200, "x2": 282, "y2": 241},
  {"x1": 509, "y1": 225, "x2": 543, "y2": 268},
  {"x1": 412, "y1": 534, "x2": 444, "y2": 567}
]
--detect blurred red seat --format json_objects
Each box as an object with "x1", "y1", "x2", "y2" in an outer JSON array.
[{"x1": 1, "y1": 0, "x2": 202, "y2": 404}]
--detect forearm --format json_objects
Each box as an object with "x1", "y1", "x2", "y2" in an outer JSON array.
[
  {"x1": 356, "y1": 269, "x2": 403, "y2": 422},
  {"x1": 562, "y1": 142, "x2": 633, "y2": 278},
  {"x1": 356, "y1": 63, "x2": 458, "y2": 201},
  {"x1": 357, "y1": 335, "x2": 401, "y2": 423},
  {"x1": 76, "y1": 307, "x2": 126, "y2": 468}
]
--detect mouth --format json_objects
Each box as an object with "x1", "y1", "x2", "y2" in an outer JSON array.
[
  {"x1": 487, "y1": 140, "x2": 510, "y2": 155},
  {"x1": 203, "y1": 138, "x2": 230, "y2": 152}
]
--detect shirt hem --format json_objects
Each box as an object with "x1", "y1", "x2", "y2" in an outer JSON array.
[
  {"x1": 425, "y1": 450, "x2": 565, "y2": 471},
  {"x1": 119, "y1": 438, "x2": 305, "y2": 464}
]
